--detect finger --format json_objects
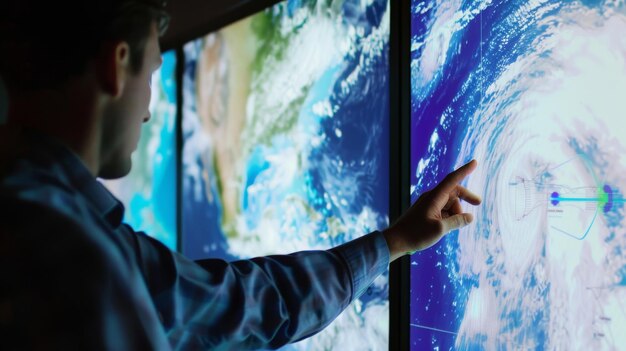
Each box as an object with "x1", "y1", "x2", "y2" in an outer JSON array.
[
  {"x1": 455, "y1": 185, "x2": 482, "y2": 205},
  {"x1": 449, "y1": 199, "x2": 463, "y2": 215},
  {"x1": 443, "y1": 186, "x2": 480, "y2": 210},
  {"x1": 441, "y1": 200, "x2": 462, "y2": 218},
  {"x1": 443, "y1": 195, "x2": 461, "y2": 211},
  {"x1": 437, "y1": 160, "x2": 478, "y2": 194},
  {"x1": 441, "y1": 213, "x2": 473, "y2": 233}
]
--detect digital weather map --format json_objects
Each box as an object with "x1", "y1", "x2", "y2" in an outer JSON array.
[
  {"x1": 101, "y1": 51, "x2": 178, "y2": 250},
  {"x1": 182, "y1": 0, "x2": 390, "y2": 349},
  {"x1": 410, "y1": 0, "x2": 626, "y2": 350}
]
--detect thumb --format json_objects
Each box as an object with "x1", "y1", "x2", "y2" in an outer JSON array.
[{"x1": 441, "y1": 213, "x2": 474, "y2": 234}]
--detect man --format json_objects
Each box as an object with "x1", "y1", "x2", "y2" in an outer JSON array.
[{"x1": 0, "y1": 0, "x2": 481, "y2": 349}]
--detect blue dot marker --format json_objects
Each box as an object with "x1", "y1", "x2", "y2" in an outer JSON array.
[{"x1": 551, "y1": 192, "x2": 560, "y2": 206}]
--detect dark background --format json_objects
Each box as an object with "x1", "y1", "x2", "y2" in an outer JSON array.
[{"x1": 161, "y1": 0, "x2": 281, "y2": 50}]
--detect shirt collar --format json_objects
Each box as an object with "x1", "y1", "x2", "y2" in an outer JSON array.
[{"x1": 22, "y1": 128, "x2": 125, "y2": 228}]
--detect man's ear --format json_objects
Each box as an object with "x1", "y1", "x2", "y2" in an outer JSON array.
[{"x1": 98, "y1": 41, "x2": 130, "y2": 98}]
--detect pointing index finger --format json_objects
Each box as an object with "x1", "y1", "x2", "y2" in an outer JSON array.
[{"x1": 437, "y1": 159, "x2": 478, "y2": 193}]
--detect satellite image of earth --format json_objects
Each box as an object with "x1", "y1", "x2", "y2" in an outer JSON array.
[
  {"x1": 410, "y1": 0, "x2": 626, "y2": 349},
  {"x1": 182, "y1": 0, "x2": 391, "y2": 349}
]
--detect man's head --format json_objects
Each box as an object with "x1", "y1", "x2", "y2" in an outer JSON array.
[{"x1": 0, "y1": 0, "x2": 169, "y2": 179}]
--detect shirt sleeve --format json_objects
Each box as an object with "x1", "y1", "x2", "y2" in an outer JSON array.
[{"x1": 128, "y1": 228, "x2": 390, "y2": 350}]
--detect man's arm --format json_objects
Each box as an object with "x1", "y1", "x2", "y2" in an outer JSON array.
[
  {"x1": 130, "y1": 229, "x2": 388, "y2": 350},
  {"x1": 128, "y1": 160, "x2": 480, "y2": 350}
]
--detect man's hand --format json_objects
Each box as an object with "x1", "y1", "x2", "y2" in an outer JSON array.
[{"x1": 383, "y1": 160, "x2": 481, "y2": 262}]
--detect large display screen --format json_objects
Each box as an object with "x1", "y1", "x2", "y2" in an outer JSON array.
[
  {"x1": 182, "y1": 0, "x2": 390, "y2": 349},
  {"x1": 101, "y1": 51, "x2": 178, "y2": 250},
  {"x1": 410, "y1": 0, "x2": 626, "y2": 349}
]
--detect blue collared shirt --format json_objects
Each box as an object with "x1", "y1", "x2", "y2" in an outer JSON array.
[{"x1": 0, "y1": 129, "x2": 390, "y2": 350}]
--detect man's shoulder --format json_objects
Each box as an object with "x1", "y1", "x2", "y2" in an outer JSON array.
[
  {"x1": 0, "y1": 190, "x2": 109, "y2": 257},
  {"x1": 0, "y1": 164, "x2": 142, "y2": 269},
  {"x1": 1, "y1": 156, "x2": 94, "y2": 222},
  {"x1": 0, "y1": 161, "x2": 124, "y2": 262},
  {"x1": 0, "y1": 195, "x2": 126, "y2": 306},
  {"x1": 3, "y1": 193, "x2": 82, "y2": 242}
]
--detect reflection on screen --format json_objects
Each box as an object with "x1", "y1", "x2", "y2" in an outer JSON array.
[
  {"x1": 182, "y1": 0, "x2": 390, "y2": 349},
  {"x1": 410, "y1": 1, "x2": 626, "y2": 349},
  {"x1": 101, "y1": 51, "x2": 177, "y2": 250}
]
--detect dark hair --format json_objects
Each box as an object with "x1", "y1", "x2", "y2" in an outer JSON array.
[{"x1": 0, "y1": 0, "x2": 169, "y2": 92}]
